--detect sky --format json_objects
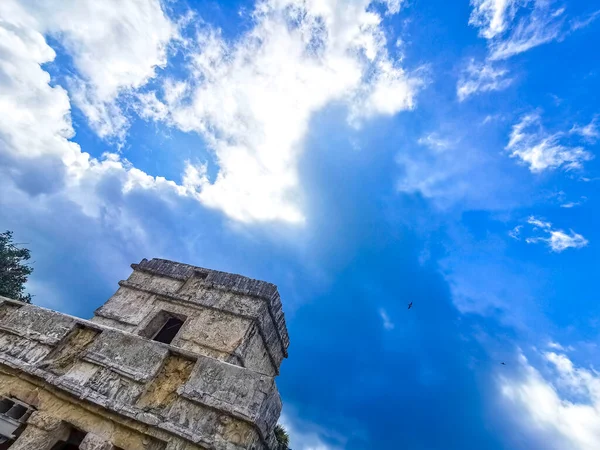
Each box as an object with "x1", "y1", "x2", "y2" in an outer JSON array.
[{"x1": 1, "y1": 0, "x2": 600, "y2": 448}]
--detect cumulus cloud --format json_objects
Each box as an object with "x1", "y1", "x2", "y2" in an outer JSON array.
[
  {"x1": 2, "y1": 0, "x2": 176, "y2": 140},
  {"x1": 518, "y1": 216, "x2": 589, "y2": 252},
  {"x1": 0, "y1": 4, "x2": 200, "y2": 235},
  {"x1": 507, "y1": 112, "x2": 594, "y2": 173},
  {"x1": 500, "y1": 351, "x2": 600, "y2": 450},
  {"x1": 141, "y1": 0, "x2": 423, "y2": 223},
  {"x1": 1, "y1": 0, "x2": 422, "y2": 227},
  {"x1": 457, "y1": 59, "x2": 513, "y2": 101}
]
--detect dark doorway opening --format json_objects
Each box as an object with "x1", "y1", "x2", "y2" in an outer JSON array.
[
  {"x1": 152, "y1": 316, "x2": 184, "y2": 344},
  {"x1": 50, "y1": 428, "x2": 86, "y2": 450}
]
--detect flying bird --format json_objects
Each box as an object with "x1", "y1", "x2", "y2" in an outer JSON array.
[
  {"x1": 408, "y1": 302, "x2": 413, "y2": 310},
  {"x1": 501, "y1": 362, "x2": 506, "y2": 365}
]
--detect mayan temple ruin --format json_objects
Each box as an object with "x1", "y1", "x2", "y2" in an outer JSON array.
[{"x1": 0, "y1": 258, "x2": 289, "y2": 450}]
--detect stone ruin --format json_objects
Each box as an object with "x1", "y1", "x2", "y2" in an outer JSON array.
[{"x1": 0, "y1": 258, "x2": 289, "y2": 450}]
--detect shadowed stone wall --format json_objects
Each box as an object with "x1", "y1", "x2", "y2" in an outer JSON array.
[{"x1": 0, "y1": 258, "x2": 289, "y2": 450}]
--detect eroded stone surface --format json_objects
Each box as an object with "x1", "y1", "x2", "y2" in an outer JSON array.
[
  {"x1": 84, "y1": 329, "x2": 169, "y2": 382},
  {"x1": 0, "y1": 257, "x2": 289, "y2": 450},
  {"x1": 137, "y1": 355, "x2": 194, "y2": 413},
  {"x1": 181, "y1": 355, "x2": 281, "y2": 439},
  {"x1": 39, "y1": 326, "x2": 100, "y2": 375},
  {"x1": 0, "y1": 304, "x2": 75, "y2": 345},
  {"x1": 79, "y1": 432, "x2": 116, "y2": 450},
  {"x1": 9, "y1": 411, "x2": 70, "y2": 450}
]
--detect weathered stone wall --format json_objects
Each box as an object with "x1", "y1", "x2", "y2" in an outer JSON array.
[
  {"x1": 0, "y1": 294, "x2": 284, "y2": 450},
  {"x1": 91, "y1": 259, "x2": 289, "y2": 377}
]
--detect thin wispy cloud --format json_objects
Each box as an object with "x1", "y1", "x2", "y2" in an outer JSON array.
[
  {"x1": 417, "y1": 132, "x2": 454, "y2": 151},
  {"x1": 570, "y1": 118, "x2": 600, "y2": 143},
  {"x1": 469, "y1": 0, "x2": 517, "y2": 39},
  {"x1": 506, "y1": 112, "x2": 594, "y2": 173},
  {"x1": 379, "y1": 308, "x2": 395, "y2": 330},
  {"x1": 517, "y1": 216, "x2": 589, "y2": 252},
  {"x1": 457, "y1": 59, "x2": 513, "y2": 101},
  {"x1": 460, "y1": 1, "x2": 596, "y2": 99},
  {"x1": 508, "y1": 225, "x2": 523, "y2": 240},
  {"x1": 560, "y1": 197, "x2": 587, "y2": 208},
  {"x1": 570, "y1": 9, "x2": 600, "y2": 31},
  {"x1": 488, "y1": 3, "x2": 567, "y2": 61}
]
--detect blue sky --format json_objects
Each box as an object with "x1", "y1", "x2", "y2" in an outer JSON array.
[{"x1": 1, "y1": 0, "x2": 600, "y2": 448}]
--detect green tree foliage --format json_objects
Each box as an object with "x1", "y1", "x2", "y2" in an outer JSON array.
[
  {"x1": 0, "y1": 231, "x2": 33, "y2": 303},
  {"x1": 275, "y1": 424, "x2": 290, "y2": 450}
]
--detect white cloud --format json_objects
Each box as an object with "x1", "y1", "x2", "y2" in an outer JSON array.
[
  {"x1": 0, "y1": 5, "x2": 198, "y2": 229},
  {"x1": 571, "y1": 119, "x2": 600, "y2": 143},
  {"x1": 507, "y1": 112, "x2": 593, "y2": 173},
  {"x1": 508, "y1": 225, "x2": 522, "y2": 240},
  {"x1": 469, "y1": 0, "x2": 517, "y2": 39},
  {"x1": 143, "y1": 0, "x2": 422, "y2": 223},
  {"x1": 530, "y1": 230, "x2": 589, "y2": 253},
  {"x1": 488, "y1": 2, "x2": 566, "y2": 61},
  {"x1": 1, "y1": 0, "x2": 422, "y2": 226},
  {"x1": 547, "y1": 342, "x2": 574, "y2": 352},
  {"x1": 468, "y1": 0, "x2": 567, "y2": 60},
  {"x1": 379, "y1": 308, "x2": 395, "y2": 330},
  {"x1": 570, "y1": 10, "x2": 600, "y2": 32},
  {"x1": 560, "y1": 197, "x2": 586, "y2": 209},
  {"x1": 462, "y1": 1, "x2": 594, "y2": 99},
  {"x1": 522, "y1": 216, "x2": 589, "y2": 252},
  {"x1": 457, "y1": 59, "x2": 513, "y2": 101},
  {"x1": 397, "y1": 127, "x2": 523, "y2": 211},
  {"x1": 500, "y1": 351, "x2": 600, "y2": 450},
  {"x1": 279, "y1": 411, "x2": 344, "y2": 450},
  {"x1": 1, "y1": 0, "x2": 177, "y2": 140},
  {"x1": 527, "y1": 216, "x2": 552, "y2": 230},
  {"x1": 417, "y1": 132, "x2": 453, "y2": 151}
]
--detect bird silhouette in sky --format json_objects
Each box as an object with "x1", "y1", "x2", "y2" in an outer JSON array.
[
  {"x1": 501, "y1": 362, "x2": 506, "y2": 365},
  {"x1": 408, "y1": 302, "x2": 413, "y2": 310}
]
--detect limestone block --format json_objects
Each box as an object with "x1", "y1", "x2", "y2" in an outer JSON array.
[
  {"x1": 235, "y1": 325, "x2": 275, "y2": 376},
  {"x1": 135, "y1": 259, "x2": 289, "y2": 353},
  {"x1": 87, "y1": 367, "x2": 145, "y2": 404},
  {"x1": 137, "y1": 355, "x2": 194, "y2": 414},
  {"x1": 93, "y1": 287, "x2": 156, "y2": 326},
  {"x1": 59, "y1": 361, "x2": 101, "y2": 393},
  {"x1": 0, "y1": 299, "x2": 22, "y2": 321},
  {"x1": 164, "y1": 397, "x2": 220, "y2": 440},
  {"x1": 0, "y1": 305, "x2": 75, "y2": 345},
  {"x1": 0, "y1": 331, "x2": 52, "y2": 364},
  {"x1": 128, "y1": 271, "x2": 185, "y2": 295},
  {"x1": 181, "y1": 355, "x2": 281, "y2": 439},
  {"x1": 38, "y1": 326, "x2": 100, "y2": 375},
  {"x1": 79, "y1": 432, "x2": 115, "y2": 450},
  {"x1": 84, "y1": 329, "x2": 169, "y2": 382},
  {"x1": 176, "y1": 309, "x2": 251, "y2": 354},
  {"x1": 10, "y1": 412, "x2": 69, "y2": 450}
]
